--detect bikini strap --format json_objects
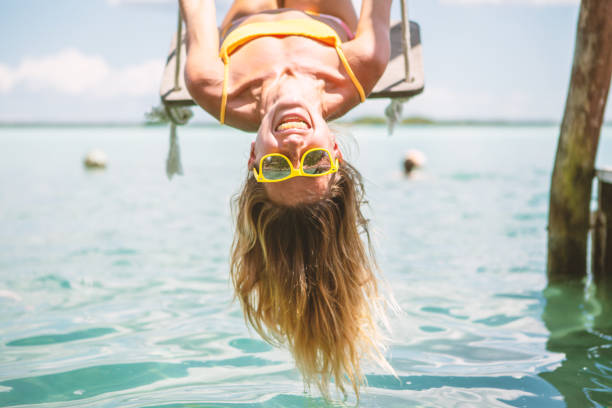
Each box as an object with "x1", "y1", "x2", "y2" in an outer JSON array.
[{"x1": 334, "y1": 45, "x2": 366, "y2": 102}]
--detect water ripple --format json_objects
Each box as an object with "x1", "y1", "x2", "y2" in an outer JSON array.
[{"x1": 1, "y1": 126, "x2": 611, "y2": 406}]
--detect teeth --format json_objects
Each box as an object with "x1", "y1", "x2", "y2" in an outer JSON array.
[{"x1": 276, "y1": 120, "x2": 308, "y2": 132}]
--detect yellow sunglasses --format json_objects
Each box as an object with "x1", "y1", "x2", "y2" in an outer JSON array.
[{"x1": 252, "y1": 147, "x2": 340, "y2": 183}]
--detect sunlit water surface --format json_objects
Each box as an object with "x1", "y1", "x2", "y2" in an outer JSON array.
[{"x1": 0, "y1": 125, "x2": 611, "y2": 407}]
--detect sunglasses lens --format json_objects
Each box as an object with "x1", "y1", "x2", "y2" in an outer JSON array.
[
  {"x1": 261, "y1": 155, "x2": 291, "y2": 180},
  {"x1": 303, "y1": 150, "x2": 332, "y2": 175}
]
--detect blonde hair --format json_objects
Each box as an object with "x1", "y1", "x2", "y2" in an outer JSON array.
[{"x1": 230, "y1": 161, "x2": 393, "y2": 398}]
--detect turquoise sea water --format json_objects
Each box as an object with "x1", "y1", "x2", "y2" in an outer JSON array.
[{"x1": 0, "y1": 124, "x2": 611, "y2": 407}]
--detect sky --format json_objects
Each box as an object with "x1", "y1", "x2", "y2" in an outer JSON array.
[{"x1": 0, "y1": 0, "x2": 610, "y2": 123}]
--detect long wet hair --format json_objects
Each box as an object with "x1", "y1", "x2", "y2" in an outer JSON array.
[{"x1": 230, "y1": 160, "x2": 393, "y2": 398}]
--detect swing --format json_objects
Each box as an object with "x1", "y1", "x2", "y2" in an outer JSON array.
[{"x1": 159, "y1": 0, "x2": 424, "y2": 177}]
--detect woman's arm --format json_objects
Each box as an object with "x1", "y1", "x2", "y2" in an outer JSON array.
[
  {"x1": 179, "y1": 0, "x2": 224, "y2": 119},
  {"x1": 341, "y1": 0, "x2": 392, "y2": 95}
]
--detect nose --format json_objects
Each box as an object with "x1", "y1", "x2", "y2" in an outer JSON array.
[{"x1": 280, "y1": 134, "x2": 305, "y2": 165}]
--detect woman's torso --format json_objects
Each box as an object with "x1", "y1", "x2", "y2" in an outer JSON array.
[{"x1": 218, "y1": 9, "x2": 362, "y2": 128}]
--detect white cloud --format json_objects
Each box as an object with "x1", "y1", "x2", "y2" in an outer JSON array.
[
  {"x1": 442, "y1": 0, "x2": 578, "y2": 4},
  {"x1": 102, "y1": 60, "x2": 164, "y2": 97},
  {"x1": 0, "y1": 49, "x2": 164, "y2": 98},
  {"x1": 17, "y1": 50, "x2": 110, "y2": 94},
  {"x1": 0, "y1": 64, "x2": 15, "y2": 92}
]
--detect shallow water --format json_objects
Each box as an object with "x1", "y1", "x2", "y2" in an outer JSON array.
[{"x1": 0, "y1": 124, "x2": 610, "y2": 407}]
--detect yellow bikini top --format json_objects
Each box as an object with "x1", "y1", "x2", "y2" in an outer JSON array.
[{"x1": 218, "y1": 18, "x2": 366, "y2": 124}]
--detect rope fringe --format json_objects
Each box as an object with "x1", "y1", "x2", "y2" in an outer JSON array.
[
  {"x1": 166, "y1": 123, "x2": 184, "y2": 179},
  {"x1": 384, "y1": 98, "x2": 408, "y2": 136}
]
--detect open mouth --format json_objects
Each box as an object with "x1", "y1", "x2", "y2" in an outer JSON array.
[
  {"x1": 275, "y1": 116, "x2": 311, "y2": 132},
  {"x1": 272, "y1": 103, "x2": 313, "y2": 135}
]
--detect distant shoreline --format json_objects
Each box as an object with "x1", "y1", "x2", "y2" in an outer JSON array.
[{"x1": 0, "y1": 117, "x2": 610, "y2": 128}]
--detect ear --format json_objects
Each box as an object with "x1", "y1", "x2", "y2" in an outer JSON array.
[
  {"x1": 248, "y1": 141, "x2": 256, "y2": 169},
  {"x1": 333, "y1": 142, "x2": 343, "y2": 162}
]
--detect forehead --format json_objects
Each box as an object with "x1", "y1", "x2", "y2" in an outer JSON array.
[{"x1": 264, "y1": 174, "x2": 332, "y2": 205}]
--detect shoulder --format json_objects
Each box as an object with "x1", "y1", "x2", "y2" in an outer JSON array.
[
  {"x1": 185, "y1": 64, "x2": 260, "y2": 132},
  {"x1": 184, "y1": 62, "x2": 224, "y2": 121},
  {"x1": 340, "y1": 31, "x2": 390, "y2": 96}
]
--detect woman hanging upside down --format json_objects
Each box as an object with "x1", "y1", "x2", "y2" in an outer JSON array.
[{"x1": 178, "y1": 0, "x2": 395, "y2": 398}]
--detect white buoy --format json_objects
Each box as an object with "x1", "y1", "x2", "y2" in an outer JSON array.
[
  {"x1": 84, "y1": 149, "x2": 108, "y2": 169},
  {"x1": 403, "y1": 149, "x2": 426, "y2": 174}
]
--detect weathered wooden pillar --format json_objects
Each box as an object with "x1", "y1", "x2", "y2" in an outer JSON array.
[
  {"x1": 547, "y1": 0, "x2": 612, "y2": 284},
  {"x1": 592, "y1": 170, "x2": 612, "y2": 302}
]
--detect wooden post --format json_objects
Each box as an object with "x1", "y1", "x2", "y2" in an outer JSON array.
[
  {"x1": 592, "y1": 170, "x2": 612, "y2": 302},
  {"x1": 547, "y1": 0, "x2": 612, "y2": 284}
]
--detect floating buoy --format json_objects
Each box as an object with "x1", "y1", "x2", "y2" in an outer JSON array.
[
  {"x1": 403, "y1": 149, "x2": 426, "y2": 174},
  {"x1": 84, "y1": 149, "x2": 108, "y2": 169}
]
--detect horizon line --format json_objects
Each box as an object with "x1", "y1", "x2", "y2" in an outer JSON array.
[{"x1": 2, "y1": 118, "x2": 607, "y2": 127}]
